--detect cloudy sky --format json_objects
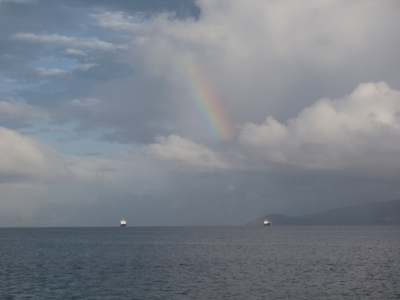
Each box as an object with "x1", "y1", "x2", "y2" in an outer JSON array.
[{"x1": 1, "y1": 0, "x2": 400, "y2": 226}]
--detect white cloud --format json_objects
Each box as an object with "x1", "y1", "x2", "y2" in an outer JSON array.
[
  {"x1": 72, "y1": 64, "x2": 98, "y2": 71},
  {"x1": 71, "y1": 98, "x2": 100, "y2": 106},
  {"x1": 13, "y1": 33, "x2": 125, "y2": 51},
  {"x1": 34, "y1": 67, "x2": 67, "y2": 76},
  {"x1": 64, "y1": 48, "x2": 87, "y2": 56},
  {"x1": 92, "y1": 11, "x2": 144, "y2": 31},
  {"x1": 0, "y1": 126, "x2": 70, "y2": 183},
  {"x1": 0, "y1": 100, "x2": 48, "y2": 119},
  {"x1": 145, "y1": 135, "x2": 230, "y2": 171},
  {"x1": 238, "y1": 82, "x2": 400, "y2": 172}
]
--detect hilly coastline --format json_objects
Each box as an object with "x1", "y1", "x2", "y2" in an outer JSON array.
[{"x1": 247, "y1": 199, "x2": 400, "y2": 226}]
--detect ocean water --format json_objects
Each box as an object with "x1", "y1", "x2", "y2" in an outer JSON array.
[{"x1": 0, "y1": 226, "x2": 399, "y2": 299}]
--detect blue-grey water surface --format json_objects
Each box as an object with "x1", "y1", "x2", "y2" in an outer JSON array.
[{"x1": 0, "y1": 226, "x2": 399, "y2": 299}]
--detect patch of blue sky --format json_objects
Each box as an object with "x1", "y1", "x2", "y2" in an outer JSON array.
[
  {"x1": 29, "y1": 58, "x2": 77, "y2": 72},
  {"x1": 87, "y1": 12, "x2": 148, "y2": 37},
  {"x1": 0, "y1": 77, "x2": 39, "y2": 90}
]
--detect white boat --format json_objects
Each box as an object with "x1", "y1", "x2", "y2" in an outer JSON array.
[
  {"x1": 263, "y1": 218, "x2": 271, "y2": 226},
  {"x1": 120, "y1": 218, "x2": 127, "y2": 227}
]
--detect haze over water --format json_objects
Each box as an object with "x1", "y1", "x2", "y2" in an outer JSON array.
[{"x1": 0, "y1": 226, "x2": 399, "y2": 299}]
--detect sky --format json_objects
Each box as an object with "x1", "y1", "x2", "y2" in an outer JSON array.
[{"x1": 1, "y1": 0, "x2": 400, "y2": 226}]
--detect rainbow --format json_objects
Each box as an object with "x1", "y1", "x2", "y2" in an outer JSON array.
[{"x1": 183, "y1": 57, "x2": 235, "y2": 141}]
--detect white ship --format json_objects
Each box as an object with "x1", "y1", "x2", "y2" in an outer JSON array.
[
  {"x1": 120, "y1": 218, "x2": 127, "y2": 227},
  {"x1": 263, "y1": 218, "x2": 271, "y2": 226}
]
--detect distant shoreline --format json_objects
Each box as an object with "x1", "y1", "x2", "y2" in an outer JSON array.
[{"x1": 247, "y1": 199, "x2": 400, "y2": 226}]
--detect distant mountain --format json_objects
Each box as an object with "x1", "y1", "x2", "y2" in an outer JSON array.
[{"x1": 247, "y1": 199, "x2": 400, "y2": 226}]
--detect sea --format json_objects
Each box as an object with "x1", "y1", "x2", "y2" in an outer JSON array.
[{"x1": 0, "y1": 226, "x2": 399, "y2": 299}]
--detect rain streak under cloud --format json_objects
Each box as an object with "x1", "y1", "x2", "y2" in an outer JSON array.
[{"x1": 1, "y1": 0, "x2": 400, "y2": 226}]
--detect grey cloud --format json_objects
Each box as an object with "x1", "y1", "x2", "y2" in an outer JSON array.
[{"x1": 145, "y1": 135, "x2": 230, "y2": 171}]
